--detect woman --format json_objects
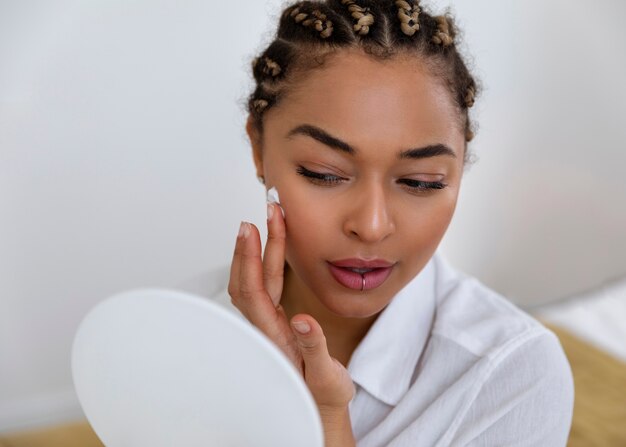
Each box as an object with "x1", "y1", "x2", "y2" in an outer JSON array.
[{"x1": 227, "y1": 1, "x2": 574, "y2": 445}]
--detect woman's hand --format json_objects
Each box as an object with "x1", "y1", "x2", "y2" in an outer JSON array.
[{"x1": 228, "y1": 201, "x2": 356, "y2": 443}]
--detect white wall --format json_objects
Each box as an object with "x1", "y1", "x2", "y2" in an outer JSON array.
[
  {"x1": 437, "y1": 0, "x2": 626, "y2": 305},
  {"x1": 1, "y1": 0, "x2": 625, "y2": 432}
]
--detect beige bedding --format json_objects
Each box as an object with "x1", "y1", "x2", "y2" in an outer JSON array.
[
  {"x1": 0, "y1": 420, "x2": 102, "y2": 447},
  {"x1": 543, "y1": 322, "x2": 626, "y2": 447}
]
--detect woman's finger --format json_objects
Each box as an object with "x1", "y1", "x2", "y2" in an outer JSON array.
[
  {"x1": 291, "y1": 315, "x2": 356, "y2": 408},
  {"x1": 263, "y1": 202, "x2": 286, "y2": 307},
  {"x1": 291, "y1": 315, "x2": 333, "y2": 377},
  {"x1": 237, "y1": 222, "x2": 284, "y2": 337},
  {"x1": 227, "y1": 222, "x2": 247, "y2": 316}
]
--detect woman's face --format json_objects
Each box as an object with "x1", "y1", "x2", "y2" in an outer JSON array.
[{"x1": 249, "y1": 49, "x2": 466, "y2": 319}]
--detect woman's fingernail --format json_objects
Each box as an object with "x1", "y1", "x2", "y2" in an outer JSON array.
[
  {"x1": 238, "y1": 221, "x2": 249, "y2": 239},
  {"x1": 292, "y1": 320, "x2": 311, "y2": 334},
  {"x1": 267, "y1": 202, "x2": 274, "y2": 221}
]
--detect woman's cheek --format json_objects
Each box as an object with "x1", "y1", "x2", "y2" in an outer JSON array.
[
  {"x1": 286, "y1": 198, "x2": 326, "y2": 245},
  {"x1": 416, "y1": 197, "x2": 458, "y2": 249},
  {"x1": 283, "y1": 191, "x2": 337, "y2": 266},
  {"x1": 281, "y1": 188, "x2": 315, "y2": 241}
]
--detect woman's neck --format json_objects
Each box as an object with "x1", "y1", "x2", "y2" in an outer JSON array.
[{"x1": 280, "y1": 264, "x2": 380, "y2": 367}]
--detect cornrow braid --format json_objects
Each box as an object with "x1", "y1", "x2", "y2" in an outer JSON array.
[
  {"x1": 290, "y1": 5, "x2": 334, "y2": 38},
  {"x1": 431, "y1": 15, "x2": 454, "y2": 46},
  {"x1": 252, "y1": 98, "x2": 270, "y2": 114},
  {"x1": 341, "y1": 0, "x2": 375, "y2": 36},
  {"x1": 246, "y1": 0, "x2": 481, "y2": 158},
  {"x1": 464, "y1": 82, "x2": 476, "y2": 108},
  {"x1": 395, "y1": 0, "x2": 420, "y2": 36},
  {"x1": 278, "y1": 2, "x2": 354, "y2": 44},
  {"x1": 252, "y1": 56, "x2": 282, "y2": 78}
]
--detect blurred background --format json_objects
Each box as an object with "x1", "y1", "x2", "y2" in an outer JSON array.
[{"x1": 1, "y1": 0, "x2": 625, "y2": 442}]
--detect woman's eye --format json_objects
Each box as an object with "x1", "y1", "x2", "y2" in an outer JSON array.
[
  {"x1": 399, "y1": 178, "x2": 448, "y2": 193},
  {"x1": 296, "y1": 166, "x2": 345, "y2": 186},
  {"x1": 296, "y1": 166, "x2": 447, "y2": 193}
]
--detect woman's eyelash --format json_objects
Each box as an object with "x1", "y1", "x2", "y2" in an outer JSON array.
[
  {"x1": 296, "y1": 166, "x2": 447, "y2": 192},
  {"x1": 399, "y1": 178, "x2": 448, "y2": 191},
  {"x1": 296, "y1": 166, "x2": 344, "y2": 185}
]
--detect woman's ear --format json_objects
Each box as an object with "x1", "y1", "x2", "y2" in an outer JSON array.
[{"x1": 245, "y1": 115, "x2": 264, "y2": 179}]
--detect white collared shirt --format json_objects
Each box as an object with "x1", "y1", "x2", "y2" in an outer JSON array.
[{"x1": 188, "y1": 251, "x2": 574, "y2": 446}]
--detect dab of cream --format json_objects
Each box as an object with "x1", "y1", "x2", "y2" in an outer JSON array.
[
  {"x1": 266, "y1": 186, "x2": 280, "y2": 204},
  {"x1": 266, "y1": 186, "x2": 285, "y2": 218}
]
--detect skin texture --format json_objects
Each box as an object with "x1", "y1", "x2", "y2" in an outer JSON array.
[{"x1": 232, "y1": 48, "x2": 466, "y2": 445}]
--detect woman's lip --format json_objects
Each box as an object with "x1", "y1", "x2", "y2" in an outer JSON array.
[
  {"x1": 329, "y1": 258, "x2": 395, "y2": 269},
  {"x1": 327, "y1": 263, "x2": 394, "y2": 291}
]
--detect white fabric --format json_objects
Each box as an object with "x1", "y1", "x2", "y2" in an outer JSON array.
[
  {"x1": 531, "y1": 275, "x2": 626, "y2": 363},
  {"x1": 184, "y1": 252, "x2": 574, "y2": 446}
]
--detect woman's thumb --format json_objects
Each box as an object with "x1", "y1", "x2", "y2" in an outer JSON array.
[
  {"x1": 291, "y1": 315, "x2": 356, "y2": 409},
  {"x1": 291, "y1": 316, "x2": 333, "y2": 378}
]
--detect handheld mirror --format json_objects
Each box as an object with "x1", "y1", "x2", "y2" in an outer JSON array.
[{"x1": 71, "y1": 288, "x2": 324, "y2": 447}]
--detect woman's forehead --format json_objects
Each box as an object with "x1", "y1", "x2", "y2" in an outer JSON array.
[{"x1": 267, "y1": 51, "x2": 464, "y2": 157}]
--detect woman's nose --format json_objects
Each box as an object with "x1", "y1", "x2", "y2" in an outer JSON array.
[{"x1": 342, "y1": 183, "x2": 395, "y2": 243}]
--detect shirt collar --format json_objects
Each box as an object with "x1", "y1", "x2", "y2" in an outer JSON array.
[{"x1": 347, "y1": 252, "x2": 438, "y2": 406}]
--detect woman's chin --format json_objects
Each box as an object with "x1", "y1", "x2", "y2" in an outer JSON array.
[{"x1": 309, "y1": 284, "x2": 393, "y2": 319}]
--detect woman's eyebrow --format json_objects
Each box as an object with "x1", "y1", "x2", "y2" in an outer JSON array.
[
  {"x1": 286, "y1": 124, "x2": 355, "y2": 154},
  {"x1": 399, "y1": 144, "x2": 456, "y2": 159},
  {"x1": 285, "y1": 124, "x2": 456, "y2": 159}
]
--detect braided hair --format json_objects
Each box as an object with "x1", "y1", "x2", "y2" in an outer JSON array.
[{"x1": 246, "y1": 0, "x2": 479, "y2": 165}]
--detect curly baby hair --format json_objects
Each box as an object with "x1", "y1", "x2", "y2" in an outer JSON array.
[{"x1": 246, "y1": 0, "x2": 480, "y2": 165}]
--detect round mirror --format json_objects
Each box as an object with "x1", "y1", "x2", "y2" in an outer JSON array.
[{"x1": 72, "y1": 288, "x2": 324, "y2": 447}]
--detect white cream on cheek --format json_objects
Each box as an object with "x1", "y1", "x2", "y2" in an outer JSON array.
[
  {"x1": 267, "y1": 186, "x2": 280, "y2": 203},
  {"x1": 266, "y1": 186, "x2": 285, "y2": 218}
]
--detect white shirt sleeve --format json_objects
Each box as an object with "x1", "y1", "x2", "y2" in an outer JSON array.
[{"x1": 449, "y1": 330, "x2": 574, "y2": 446}]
